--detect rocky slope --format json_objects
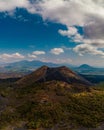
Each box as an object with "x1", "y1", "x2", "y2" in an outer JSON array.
[{"x1": 17, "y1": 66, "x2": 92, "y2": 88}]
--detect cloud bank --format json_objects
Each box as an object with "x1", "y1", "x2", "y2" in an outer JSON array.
[
  {"x1": 32, "y1": 0, "x2": 104, "y2": 57},
  {"x1": 0, "y1": 53, "x2": 25, "y2": 62}
]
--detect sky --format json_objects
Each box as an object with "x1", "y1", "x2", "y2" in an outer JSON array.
[{"x1": 0, "y1": 0, "x2": 104, "y2": 67}]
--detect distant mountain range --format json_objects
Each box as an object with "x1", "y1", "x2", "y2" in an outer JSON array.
[
  {"x1": 0, "y1": 61, "x2": 104, "y2": 79},
  {"x1": 4, "y1": 60, "x2": 59, "y2": 71},
  {"x1": 0, "y1": 60, "x2": 59, "y2": 74}
]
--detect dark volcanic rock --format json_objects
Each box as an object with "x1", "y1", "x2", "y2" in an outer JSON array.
[{"x1": 17, "y1": 66, "x2": 92, "y2": 87}]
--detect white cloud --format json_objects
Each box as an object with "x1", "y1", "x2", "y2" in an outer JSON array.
[
  {"x1": 28, "y1": 50, "x2": 46, "y2": 59},
  {"x1": 58, "y1": 27, "x2": 78, "y2": 38},
  {"x1": 59, "y1": 26, "x2": 83, "y2": 43},
  {"x1": 33, "y1": 0, "x2": 104, "y2": 27},
  {"x1": 50, "y1": 48, "x2": 64, "y2": 55},
  {"x1": 0, "y1": 52, "x2": 25, "y2": 61},
  {"x1": 28, "y1": 54, "x2": 37, "y2": 59},
  {"x1": 73, "y1": 44, "x2": 104, "y2": 57},
  {"x1": 33, "y1": 51, "x2": 46, "y2": 55},
  {"x1": 0, "y1": 0, "x2": 30, "y2": 12}
]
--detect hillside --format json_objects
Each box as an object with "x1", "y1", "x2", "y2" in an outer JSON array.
[
  {"x1": 0, "y1": 66, "x2": 104, "y2": 130},
  {"x1": 0, "y1": 78, "x2": 104, "y2": 130},
  {"x1": 17, "y1": 66, "x2": 92, "y2": 90}
]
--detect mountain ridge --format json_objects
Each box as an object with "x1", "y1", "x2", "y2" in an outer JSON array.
[{"x1": 17, "y1": 65, "x2": 92, "y2": 87}]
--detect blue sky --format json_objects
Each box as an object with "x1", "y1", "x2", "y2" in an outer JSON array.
[{"x1": 0, "y1": 0, "x2": 104, "y2": 67}]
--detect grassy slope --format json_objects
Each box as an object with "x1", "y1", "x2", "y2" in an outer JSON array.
[{"x1": 0, "y1": 81, "x2": 104, "y2": 130}]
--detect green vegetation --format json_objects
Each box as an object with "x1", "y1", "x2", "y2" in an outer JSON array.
[
  {"x1": 0, "y1": 82, "x2": 104, "y2": 129},
  {"x1": 93, "y1": 82, "x2": 104, "y2": 90}
]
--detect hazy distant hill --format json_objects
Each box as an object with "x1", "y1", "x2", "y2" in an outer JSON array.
[
  {"x1": 73, "y1": 64, "x2": 104, "y2": 75},
  {"x1": 78, "y1": 64, "x2": 94, "y2": 70},
  {"x1": 0, "y1": 60, "x2": 59, "y2": 78},
  {"x1": 5, "y1": 60, "x2": 59, "y2": 70}
]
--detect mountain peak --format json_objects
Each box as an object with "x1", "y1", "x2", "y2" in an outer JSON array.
[
  {"x1": 17, "y1": 65, "x2": 92, "y2": 87},
  {"x1": 79, "y1": 64, "x2": 94, "y2": 69},
  {"x1": 39, "y1": 65, "x2": 49, "y2": 70}
]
